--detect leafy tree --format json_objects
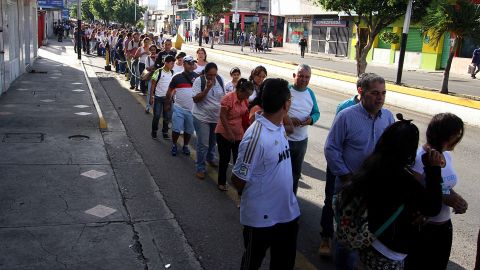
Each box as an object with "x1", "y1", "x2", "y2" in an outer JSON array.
[
  {"x1": 70, "y1": 0, "x2": 95, "y2": 22},
  {"x1": 313, "y1": 0, "x2": 431, "y2": 76},
  {"x1": 422, "y1": 0, "x2": 480, "y2": 94},
  {"x1": 193, "y1": 0, "x2": 232, "y2": 48},
  {"x1": 90, "y1": 0, "x2": 114, "y2": 24},
  {"x1": 112, "y1": 0, "x2": 146, "y2": 26}
]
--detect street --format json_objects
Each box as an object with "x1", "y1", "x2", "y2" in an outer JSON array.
[{"x1": 0, "y1": 40, "x2": 478, "y2": 269}]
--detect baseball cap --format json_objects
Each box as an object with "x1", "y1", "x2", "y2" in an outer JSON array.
[{"x1": 183, "y1": 55, "x2": 197, "y2": 64}]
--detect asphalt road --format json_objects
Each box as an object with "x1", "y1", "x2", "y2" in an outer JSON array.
[{"x1": 86, "y1": 45, "x2": 479, "y2": 269}]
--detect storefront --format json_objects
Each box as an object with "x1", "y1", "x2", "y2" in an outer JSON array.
[
  {"x1": 311, "y1": 17, "x2": 350, "y2": 56},
  {"x1": 281, "y1": 16, "x2": 310, "y2": 52},
  {"x1": 222, "y1": 12, "x2": 284, "y2": 44}
]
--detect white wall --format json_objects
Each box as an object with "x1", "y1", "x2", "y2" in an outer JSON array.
[
  {"x1": 0, "y1": 0, "x2": 38, "y2": 95},
  {"x1": 271, "y1": 0, "x2": 336, "y2": 16}
]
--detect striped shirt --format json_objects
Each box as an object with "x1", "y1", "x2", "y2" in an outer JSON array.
[
  {"x1": 168, "y1": 72, "x2": 199, "y2": 111},
  {"x1": 324, "y1": 103, "x2": 395, "y2": 179},
  {"x1": 233, "y1": 114, "x2": 300, "y2": 227}
]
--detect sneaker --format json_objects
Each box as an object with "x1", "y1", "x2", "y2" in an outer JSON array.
[
  {"x1": 135, "y1": 87, "x2": 140, "y2": 92},
  {"x1": 195, "y1": 171, "x2": 205, "y2": 179},
  {"x1": 317, "y1": 237, "x2": 332, "y2": 257},
  {"x1": 163, "y1": 133, "x2": 170, "y2": 140},
  {"x1": 145, "y1": 108, "x2": 150, "y2": 114},
  {"x1": 129, "y1": 86, "x2": 135, "y2": 90},
  {"x1": 151, "y1": 131, "x2": 157, "y2": 139},
  {"x1": 182, "y1": 146, "x2": 190, "y2": 155},
  {"x1": 171, "y1": 144, "x2": 177, "y2": 156}
]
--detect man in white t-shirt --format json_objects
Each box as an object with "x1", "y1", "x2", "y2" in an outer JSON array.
[
  {"x1": 286, "y1": 64, "x2": 320, "y2": 195},
  {"x1": 232, "y1": 78, "x2": 300, "y2": 270},
  {"x1": 150, "y1": 55, "x2": 175, "y2": 140},
  {"x1": 128, "y1": 32, "x2": 141, "y2": 90},
  {"x1": 172, "y1": 52, "x2": 186, "y2": 74}
]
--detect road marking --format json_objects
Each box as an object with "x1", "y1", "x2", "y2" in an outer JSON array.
[
  {"x1": 185, "y1": 44, "x2": 480, "y2": 110},
  {"x1": 74, "y1": 112, "x2": 92, "y2": 116},
  {"x1": 80, "y1": 61, "x2": 108, "y2": 129},
  {"x1": 81, "y1": 169, "x2": 107, "y2": 179},
  {"x1": 85, "y1": 204, "x2": 117, "y2": 218},
  {"x1": 127, "y1": 83, "x2": 320, "y2": 270}
]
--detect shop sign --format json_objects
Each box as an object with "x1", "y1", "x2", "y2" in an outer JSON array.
[
  {"x1": 244, "y1": 16, "x2": 259, "y2": 23},
  {"x1": 312, "y1": 18, "x2": 348, "y2": 27},
  {"x1": 232, "y1": 13, "x2": 240, "y2": 23},
  {"x1": 38, "y1": 0, "x2": 64, "y2": 9},
  {"x1": 287, "y1": 17, "x2": 310, "y2": 23}
]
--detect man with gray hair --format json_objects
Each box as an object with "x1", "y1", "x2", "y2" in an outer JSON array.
[
  {"x1": 286, "y1": 64, "x2": 320, "y2": 194},
  {"x1": 324, "y1": 73, "x2": 395, "y2": 269}
]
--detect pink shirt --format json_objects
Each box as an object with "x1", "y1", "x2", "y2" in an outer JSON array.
[{"x1": 215, "y1": 92, "x2": 248, "y2": 141}]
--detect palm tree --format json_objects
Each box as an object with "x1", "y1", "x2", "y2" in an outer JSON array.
[{"x1": 422, "y1": 0, "x2": 480, "y2": 94}]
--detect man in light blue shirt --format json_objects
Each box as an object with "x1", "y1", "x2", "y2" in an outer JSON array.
[{"x1": 324, "y1": 73, "x2": 395, "y2": 269}]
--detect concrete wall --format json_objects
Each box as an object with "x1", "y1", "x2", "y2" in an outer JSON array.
[
  {"x1": 0, "y1": 0, "x2": 38, "y2": 95},
  {"x1": 451, "y1": 57, "x2": 471, "y2": 76}
]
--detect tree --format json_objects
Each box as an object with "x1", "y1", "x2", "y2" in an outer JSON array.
[
  {"x1": 70, "y1": 0, "x2": 95, "y2": 22},
  {"x1": 422, "y1": 0, "x2": 480, "y2": 94},
  {"x1": 90, "y1": 0, "x2": 115, "y2": 24},
  {"x1": 193, "y1": 0, "x2": 232, "y2": 48},
  {"x1": 313, "y1": 0, "x2": 431, "y2": 76},
  {"x1": 112, "y1": 0, "x2": 146, "y2": 26}
]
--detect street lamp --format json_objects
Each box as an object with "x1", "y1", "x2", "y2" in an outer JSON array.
[
  {"x1": 396, "y1": 0, "x2": 413, "y2": 85},
  {"x1": 77, "y1": 0, "x2": 81, "y2": 60}
]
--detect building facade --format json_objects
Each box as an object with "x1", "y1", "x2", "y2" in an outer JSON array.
[{"x1": 1, "y1": 0, "x2": 39, "y2": 95}]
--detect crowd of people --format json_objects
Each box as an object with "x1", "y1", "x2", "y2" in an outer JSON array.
[{"x1": 71, "y1": 24, "x2": 476, "y2": 270}]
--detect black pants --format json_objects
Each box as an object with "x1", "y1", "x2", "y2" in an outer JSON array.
[
  {"x1": 300, "y1": 47, "x2": 306, "y2": 58},
  {"x1": 320, "y1": 165, "x2": 335, "y2": 238},
  {"x1": 138, "y1": 63, "x2": 147, "y2": 94},
  {"x1": 241, "y1": 218, "x2": 299, "y2": 270},
  {"x1": 288, "y1": 139, "x2": 308, "y2": 194},
  {"x1": 404, "y1": 220, "x2": 452, "y2": 270},
  {"x1": 216, "y1": 133, "x2": 240, "y2": 186}
]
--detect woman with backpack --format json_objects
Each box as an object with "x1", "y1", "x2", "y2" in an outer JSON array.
[
  {"x1": 337, "y1": 118, "x2": 444, "y2": 269},
  {"x1": 215, "y1": 78, "x2": 254, "y2": 191},
  {"x1": 405, "y1": 113, "x2": 467, "y2": 270},
  {"x1": 192, "y1": 63, "x2": 226, "y2": 180}
]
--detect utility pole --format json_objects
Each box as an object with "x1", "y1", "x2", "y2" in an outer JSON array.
[
  {"x1": 199, "y1": 16, "x2": 203, "y2": 46},
  {"x1": 233, "y1": 0, "x2": 238, "y2": 43},
  {"x1": 134, "y1": 0, "x2": 137, "y2": 25},
  {"x1": 77, "y1": 0, "x2": 81, "y2": 60},
  {"x1": 396, "y1": 0, "x2": 413, "y2": 85}
]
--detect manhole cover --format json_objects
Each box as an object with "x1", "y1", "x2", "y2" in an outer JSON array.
[
  {"x1": 2, "y1": 133, "x2": 44, "y2": 143},
  {"x1": 68, "y1": 135, "x2": 90, "y2": 141}
]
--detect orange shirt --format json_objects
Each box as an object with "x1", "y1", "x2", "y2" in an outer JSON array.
[{"x1": 215, "y1": 92, "x2": 249, "y2": 141}]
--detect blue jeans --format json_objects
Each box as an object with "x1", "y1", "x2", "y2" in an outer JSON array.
[
  {"x1": 288, "y1": 138, "x2": 308, "y2": 195},
  {"x1": 151, "y1": 96, "x2": 171, "y2": 134},
  {"x1": 130, "y1": 60, "x2": 139, "y2": 88},
  {"x1": 193, "y1": 116, "x2": 217, "y2": 173}
]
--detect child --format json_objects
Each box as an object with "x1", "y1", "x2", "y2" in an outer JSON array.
[{"x1": 225, "y1": 67, "x2": 241, "y2": 93}]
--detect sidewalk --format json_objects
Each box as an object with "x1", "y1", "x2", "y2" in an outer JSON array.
[
  {"x1": 0, "y1": 40, "x2": 201, "y2": 269},
  {"x1": 187, "y1": 42, "x2": 480, "y2": 99}
]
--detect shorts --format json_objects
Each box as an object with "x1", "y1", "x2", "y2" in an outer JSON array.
[{"x1": 172, "y1": 104, "x2": 194, "y2": 134}]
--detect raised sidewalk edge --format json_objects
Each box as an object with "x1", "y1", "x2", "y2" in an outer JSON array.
[{"x1": 184, "y1": 44, "x2": 480, "y2": 110}]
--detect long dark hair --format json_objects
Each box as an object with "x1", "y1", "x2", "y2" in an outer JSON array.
[
  {"x1": 248, "y1": 78, "x2": 272, "y2": 110},
  {"x1": 340, "y1": 120, "x2": 420, "y2": 208},
  {"x1": 426, "y1": 113, "x2": 464, "y2": 152},
  {"x1": 249, "y1": 66, "x2": 267, "y2": 83}
]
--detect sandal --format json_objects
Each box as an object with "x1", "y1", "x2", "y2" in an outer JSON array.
[{"x1": 217, "y1": 185, "x2": 228, "y2": 192}]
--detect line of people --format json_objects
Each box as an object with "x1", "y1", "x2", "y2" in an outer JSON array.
[{"x1": 76, "y1": 25, "x2": 471, "y2": 269}]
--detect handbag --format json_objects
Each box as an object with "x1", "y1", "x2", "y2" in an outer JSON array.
[
  {"x1": 468, "y1": 64, "x2": 476, "y2": 75},
  {"x1": 334, "y1": 193, "x2": 405, "y2": 250},
  {"x1": 140, "y1": 57, "x2": 154, "y2": 81}
]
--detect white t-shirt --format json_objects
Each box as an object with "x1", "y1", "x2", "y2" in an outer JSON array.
[
  {"x1": 153, "y1": 68, "x2": 173, "y2": 97},
  {"x1": 191, "y1": 76, "x2": 225, "y2": 123},
  {"x1": 287, "y1": 86, "x2": 314, "y2": 141},
  {"x1": 127, "y1": 40, "x2": 140, "y2": 51},
  {"x1": 138, "y1": 47, "x2": 149, "y2": 64},
  {"x1": 194, "y1": 63, "x2": 206, "y2": 74},
  {"x1": 145, "y1": 56, "x2": 155, "y2": 68},
  {"x1": 233, "y1": 114, "x2": 301, "y2": 227},
  {"x1": 225, "y1": 81, "x2": 235, "y2": 93},
  {"x1": 411, "y1": 148, "x2": 457, "y2": 222},
  {"x1": 172, "y1": 63, "x2": 184, "y2": 74}
]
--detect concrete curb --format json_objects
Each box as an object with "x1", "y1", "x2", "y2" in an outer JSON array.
[
  {"x1": 81, "y1": 61, "x2": 108, "y2": 129},
  {"x1": 184, "y1": 44, "x2": 480, "y2": 110}
]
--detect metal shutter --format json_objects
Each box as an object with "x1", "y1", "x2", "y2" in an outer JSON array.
[{"x1": 405, "y1": 28, "x2": 423, "y2": 52}]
